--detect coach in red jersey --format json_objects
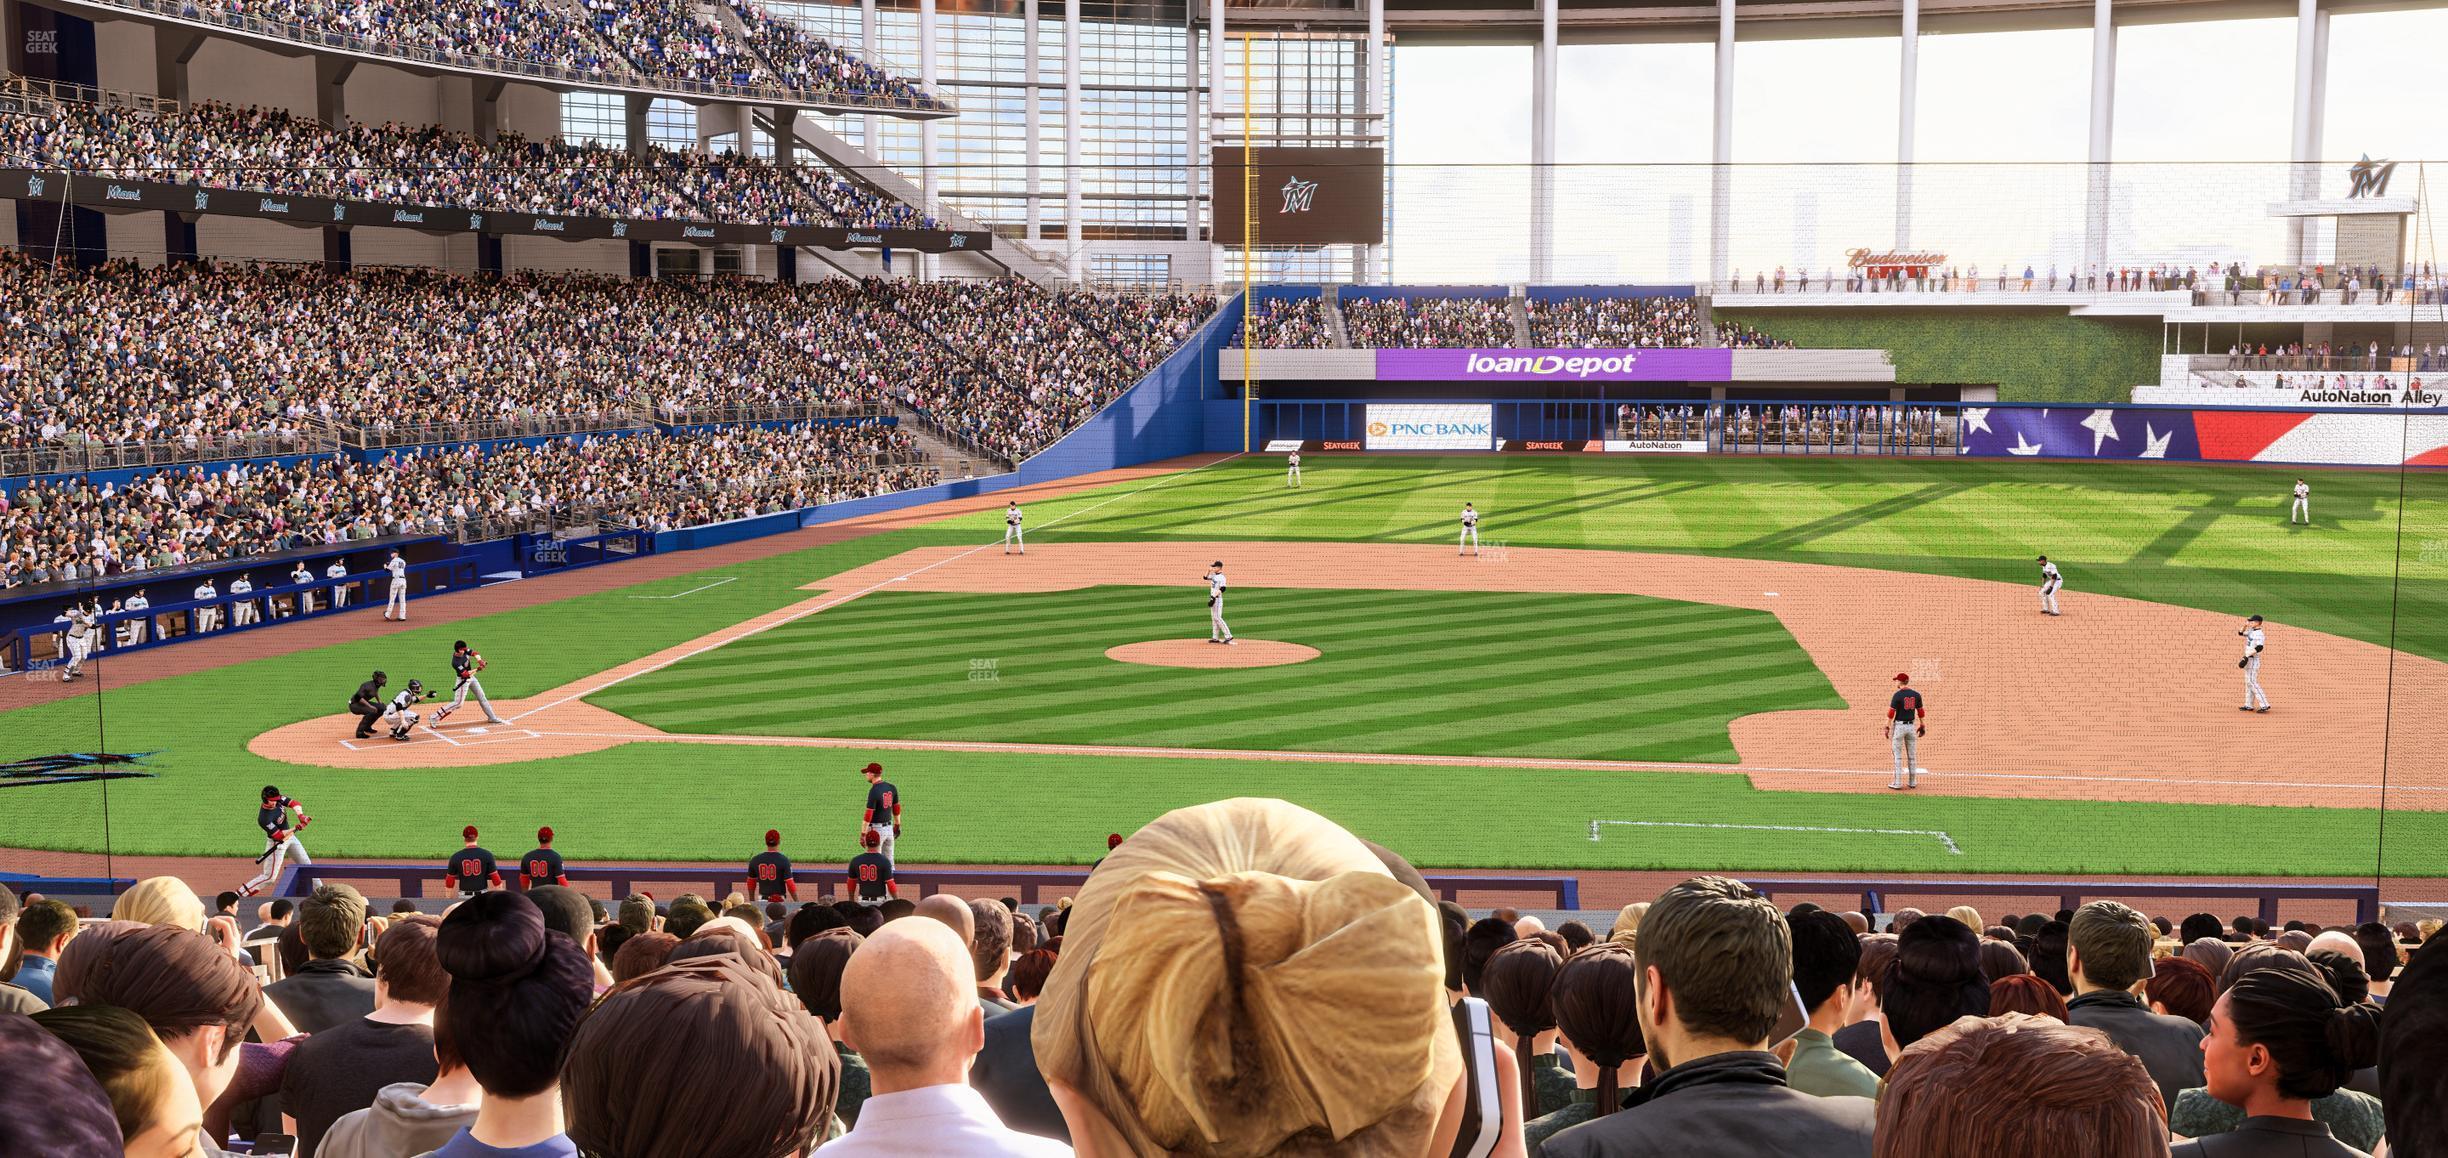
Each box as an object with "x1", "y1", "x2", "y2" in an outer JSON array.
[
  {"x1": 749, "y1": 829, "x2": 798, "y2": 901},
  {"x1": 442, "y1": 826, "x2": 502, "y2": 896},
  {"x1": 519, "y1": 827, "x2": 570, "y2": 890},
  {"x1": 848, "y1": 830, "x2": 897, "y2": 902},
  {"x1": 861, "y1": 762, "x2": 902, "y2": 860}
]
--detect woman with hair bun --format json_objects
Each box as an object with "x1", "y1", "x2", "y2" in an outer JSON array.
[
  {"x1": 427, "y1": 890, "x2": 596, "y2": 1158},
  {"x1": 2171, "y1": 962, "x2": 2383, "y2": 1158},
  {"x1": 1524, "y1": 943, "x2": 1645, "y2": 1150}
]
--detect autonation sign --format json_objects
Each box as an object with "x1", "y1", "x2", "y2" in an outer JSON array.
[
  {"x1": 1365, "y1": 404, "x2": 1495, "y2": 450},
  {"x1": 1376, "y1": 348, "x2": 1733, "y2": 382}
]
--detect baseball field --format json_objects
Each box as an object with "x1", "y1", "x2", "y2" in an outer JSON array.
[{"x1": 6, "y1": 453, "x2": 2445, "y2": 879}]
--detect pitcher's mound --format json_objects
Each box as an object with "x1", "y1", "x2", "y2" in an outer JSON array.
[{"x1": 1106, "y1": 640, "x2": 1320, "y2": 669}]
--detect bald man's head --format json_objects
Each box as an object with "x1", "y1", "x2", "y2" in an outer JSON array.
[
  {"x1": 2305, "y1": 930, "x2": 2364, "y2": 970},
  {"x1": 841, "y1": 919, "x2": 979, "y2": 1087},
  {"x1": 914, "y1": 894, "x2": 974, "y2": 947}
]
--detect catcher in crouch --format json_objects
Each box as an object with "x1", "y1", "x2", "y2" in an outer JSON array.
[
  {"x1": 432, "y1": 639, "x2": 504, "y2": 725},
  {"x1": 383, "y1": 678, "x2": 433, "y2": 742}
]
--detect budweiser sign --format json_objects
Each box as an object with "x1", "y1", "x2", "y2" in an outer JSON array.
[{"x1": 1846, "y1": 248, "x2": 1947, "y2": 270}]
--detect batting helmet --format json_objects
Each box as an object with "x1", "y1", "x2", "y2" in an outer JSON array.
[{"x1": 261, "y1": 785, "x2": 282, "y2": 800}]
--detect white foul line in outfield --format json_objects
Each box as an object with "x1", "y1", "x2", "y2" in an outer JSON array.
[
  {"x1": 505, "y1": 454, "x2": 1247, "y2": 725},
  {"x1": 1592, "y1": 818, "x2": 1964, "y2": 855},
  {"x1": 624, "y1": 576, "x2": 738, "y2": 600}
]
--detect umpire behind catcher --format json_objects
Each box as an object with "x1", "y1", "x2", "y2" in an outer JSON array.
[{"x1": 349, "y1": 670, "x2": 389, "y2": 739}]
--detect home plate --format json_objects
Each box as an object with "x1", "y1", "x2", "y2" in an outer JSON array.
[{"x1": 469, "y1": 728, "x2": 491, "y2": 735}]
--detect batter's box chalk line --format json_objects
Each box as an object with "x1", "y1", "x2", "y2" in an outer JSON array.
[{"x1": 1590, "y1": 819, "x2": 1964, "y2": 855}]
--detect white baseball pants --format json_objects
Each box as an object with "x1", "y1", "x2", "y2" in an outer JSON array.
[
  {"x1": 1890, "y1": 728, "x2": 1920, "y2": 787},
  {"x1": 1004, "y1": 524, "x2": 1025, "y2": 553},
  {"x1": 2292, "y1": 496, "x2": 2309, "y2": 523},
  {"x1": 386, "y1": 579, "x2": 409, "y2": 618},
  {"x1": 242, "y1": 834, "x2": 310, "y2": 894},
  {"x1": 1460, "y1": 526, "x2": 1479, "y2": 553},
  {"x1": 1210, "y1": 595, "x2": 1232, "y2": 642},
  {"x1": 2040, "y1": 581, "x2": 2061, "y2": 615},
  {"x1": 2244, "y1": 656, "x2": 2270, "y2": 709},
  {"x1": 441, "y1": 676, "x2": 500, "y2": 723}
]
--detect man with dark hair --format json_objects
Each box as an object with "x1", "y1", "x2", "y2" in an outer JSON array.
[
  {"x1": 967, "y1": 899, "x2": 1016, "y2": 1014},
  {"x1": 0, "y1": 884, "x2": 46, "y2": 1013},
  {"x1": 849, "y1": 830, "x2": 897, "y2": 902},
  {"x1": 749, "y1": 829, "x2": 798, "y2": 902},
  {"x1": 2066, "y1": 899, "x2": 2203, "y2": 1109},
  {"x1": 1461, "y1": 917, "x2": 1517, "y2": 995},
  {"x1": 1542, "y1": 877, "x2": 1874, "y2": 1157},
  {"x1": 2378, "y1": 935, "x2": 2446, "y2": 1156},
  {"x1": 1783, "y1": 908, "x2": 1877, "y2": 1098},
  {"x1": 2353, "y1": 923, "x2": 2400, "y2": 1000},
  {"x1": 517, "y1": 827, "x2": 569, "y2": 890},
  {"x1": 664, "y1": 895, "x2": 717, "y2": 940},
  {"x1": 12, "y1": 898, "x2": 78, "y2": 1005},
  {"x1": 279, "y1": 916, "x2": 445, "y2": 1157},
  {"x1": 440, "y1": 826, "x2": 500, "y2": 896},
  {"x1": 266, "y1": 882, "x2": 377, "y2": 1033},
  {"x1": 245, "y1": 899, "x2": 295, "y2": 946}
]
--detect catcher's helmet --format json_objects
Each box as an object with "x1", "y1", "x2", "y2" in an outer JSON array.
[{"x1": 407, "y1": 678, "x2": 425, "y2": 693}]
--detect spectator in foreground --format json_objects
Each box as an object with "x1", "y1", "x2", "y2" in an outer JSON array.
[
  {"x1": 2171, "y1": 962, "x2": 2382, "y2": 1158},
  {"x1": 828, "y1": 917, "x2": 1070, "y2": 1156},
  {"x1": 264, "y1": 882, "x2": 377, "y2": 1033},
  {"x1": 111, "y1": 876, "x2": 206, "y2": 932},
  {"x1": 2146, "y1": 956, "x2": 2217, "y2": 1028},
  {"x1": 1483, "y1": 938, "x2": 1575, "y2": 1117},
  {"x1": 562, "y1": 953, "x2": 839, "y2": 1158},
  {"x1": 0, "y1": 1011, "x2": 126, "y2": 1154},
  {"x1": 969, "y1": 898, "x2": 1018, "y2": 1015},
  {"x1": 12, "y1": 897, "x2": 78, "y2": 1005},
  {"x1": 1882, "y1": 916, "x2": 1991, "y2": 1059},
  {"x1": 280, "y1": 915, "x2": 445, "y2": 1157},
  {"x1": 787, "y1": 929, "x2": 875, "y2": 1130},
  {"x1": 1977, "y1": 939, "x2": 2029, "y2": 984},
  {"x1": 1987, "y1": 974, "x2": 2070, "y2": 1021},
  {"x1": 1034, "y1": 797, "x2": 1477, "y2": 1157},
  {"x1": 2380, "y1": 939, "x2": 2446, "y2": 1157},
  {"x1": 315, "y1": 1016, "x2": 484, "y2": 1158},
  {"x1": 1542, "y1": 877, "x2": 1874, "y2": 1158},
  {"x1": 1875, "y1": 1013, "x2": 2168, "y2": 1158},
  {"x1": 0, "y1": 884, "x2": 46, "y2": 1014},
  {"x1": 55, "y1": 922, "x2": 265, "y2": 1129},
  {"x1": 426, "y1": 891, "x2": 595, "y2": 1158},
  {"x1": 1527, "y1": 942, "x2": 1646, "y2": 1148},
  {"x1": 1783, "y1": 907, "x2": 1879, "y2": 1099},
  {"x1": 2067, "y1": 901, "x2": 2206, "y2": 1110},
  {"x1": 31, "y1": 1005, "x2": 204, "y2": 1157},
  {"x1": 1832, "y1": 934, "x2": 1899, "y2": 1076},
  {"x1": 610, "y1": 932, "x2": 679, "y2": 984}
]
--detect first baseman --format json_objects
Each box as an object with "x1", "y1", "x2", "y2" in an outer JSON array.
[
  {"x1": 1885, "y1": 672, "x2": 1927, "y2": 790},
  {"x1": 2037, "y1": 555, "x2": 2063, "y2": 616},
  {"x1": 1286, "y1": 450, "x2": 1302, "y2": 488},
  {"x1": 1459, "y1": 503, "x2": 1481, "y2": 555},
  {"x1": 1003, "y1": 501, "x2": 1025, "y2": 555},
  {"x1": 431, "y1": 639, "x2": 505, "y2": 725},
  {"x1": 383, "y1": 550, "x2": 410, "y2": 620},
  {"x1": 239, "y1": 785, "x2": 312, "y2": 897},
  {"x1": 2291, "y1": 478, "x2": 2310, "y2": 525},
  {"x1": 1206, "y1": 560, "x2": 1234, "y2": 644},
  {"x1": 2239, "y1": 614, "x2": 2271, "y2": 712}
]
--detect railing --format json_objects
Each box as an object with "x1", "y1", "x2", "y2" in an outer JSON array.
[
  {"x1": 84, "y1": 0, "x2": 951, "y2": 115},
  {"x1": 258, "y1": 863, "x2": 1578, "y2": 908},
  {"x1": 0, "y1": 428, "x2": 337, "y2": 480},
  {"x1": 1736, "y1": 879, "x2": 2380, "y2": 926},
  {"x1": 649, "y1": 401, "x2": 896, "y2": 429},
  {"x1": 2188, "y1": 354, "x2": 2448, "y2": 374},
  {"x1": 342, "y1": 411, "x2": 651, "y2": 452}
]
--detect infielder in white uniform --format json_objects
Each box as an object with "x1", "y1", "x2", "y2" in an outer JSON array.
[
  {"x1": 230, "y1": 574, "x2": 259, "y2": 627},
  {"x1": 286, "y1": 562, "x2": 315, "y2": 616},
  {"x1": 59, "y1": 602, "x2": 97, "y2": 681},
  {"x1": 327, "y1": 559, "x2": 351, "y2": 608},
  {"x1": 2291, "y1": 478, "x2": 2310, "y2": 525},
  {"x1": 2037, "y1": 555, "x2": 2063, "y2": 616},
  {"x1": 383, "y1": 550, "x2": 410, "y2": 620},
  {"x1": 2239, "y1": 614, "x2": 2271, "y2": 712},
  {"x1": 1206, "y1": 561, "x2": 1234, "y2": 644},
  {"x1": 193, "y1": 578, "x2": 221, "y2": 633},
  {"x1": 432, "y1": 639, "x2": 505, "y2": 725},
  {"x1": 1459, "y1": 503, "x2": 1481, "y2": 556},
  {"x1": 1003, "y1": 502, "x2": 1025, "y2": 555},
  {"x1": 383, "y1": 678, "x2": 431, "y2": 740},
  {"x1": 1286, "y1": 450, "x2": 1302, "y2": 488},
  {"x1": 118, "y1": 589, "x2": 150, "y2": 646}
]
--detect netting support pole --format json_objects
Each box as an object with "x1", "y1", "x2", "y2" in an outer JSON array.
[
  {"x1": 1895, "y1": 0, "x2": 1917, "y2": 249},
  {"x1": 1531, "y1": 0, "x2": 1557, "y2": 285},
  {"x1": 2286, "y1": 0, "x2": 2329, "y2": 264},
  {"x1": 2083, "y1": 0, "x2": 2114, "y2": 278},
  {"x1": 1708, "y1": 0, "x2": 1733, "y2": 288}
]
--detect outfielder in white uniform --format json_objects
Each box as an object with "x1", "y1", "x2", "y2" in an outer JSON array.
[
  {"x1": 230, "y1": 574, "x2": 259, "y2": 627},
  {"x1": 59, "y1": 602, "x2": 97, "y2": 681},
  {"x1": 327, "y1": 559, "x2": 352, "y2": 608},
  {"x1": 1206, "y1": 561, "x2": 1234, "y2": 644},
  {"x1": 239, "y1": 786, "x2": 312, "y2": 898},
  {"x1": 1286, "y1": 451, "x2": 1302, "y2": 488},
  {"x1": 2239, "y1": 615, "x2": 2271, "y2": 712},
  {"x1": 383, "y1": 551, "x2": 410, "y2": 620},
  {"x1": 1459, "y1": 503, "x2": 1481, "y2": 556},
  {"x1": 383, "y1": 678, "x2": 430, "y2": 740},
  {"x1": 118, "y1": 589, "x2": 150, "y2": 646},
  {"x1": 193, "y1": 579, "x2": 221, "y2": 633},
  {"x1": 2291, "y1": 479, "x2": 2310, "y2": 525},
  {"x1": 432, "y1": 640, "x2": 505, "y2": 725},
  {"x1": 286, "y1": 563, "x2": 315, "y2": 616},
  {"x1": 2037, "y1": 555, "x2": 2063, "y2": 616},
  {"x1": 1003, "y1": 502, "x2": 1025, "y2": 555}
]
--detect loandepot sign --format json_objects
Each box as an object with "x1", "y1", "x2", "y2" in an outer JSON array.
[{"x1": 1376, "y1": 348, "x2": 1732, "y2": 382}]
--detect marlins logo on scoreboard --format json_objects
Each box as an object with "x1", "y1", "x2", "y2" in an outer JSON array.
[{"x1": 1280, "y1": 176, "x2": 1319, "y2": 213}]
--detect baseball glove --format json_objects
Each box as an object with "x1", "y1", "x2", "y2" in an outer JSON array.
[{"x1": 2237, "y1": 657, "x2": 2249, "y2": 669}]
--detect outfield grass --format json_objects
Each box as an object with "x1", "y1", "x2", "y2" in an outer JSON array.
[
  {"x1": 5, "y1": 454, "x2": 2441, "y2": 877},
  {"x1": 594, "y1": 587, "x2": 1842, "y2": 762}
]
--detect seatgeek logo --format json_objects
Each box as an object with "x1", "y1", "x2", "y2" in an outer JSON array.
[{"x1": 1462, "y1": 352, "x2": 1641, "y2": 378}]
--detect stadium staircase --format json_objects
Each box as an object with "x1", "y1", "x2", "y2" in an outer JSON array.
[
  {"x1": 1322, "y1": 286, "x2": 1356, "y2": 349},
  {"x1": 1507, "y1": 295, "x2": 1533, "y2": 346},
  {"x1": 750, "y1": 110, "x2": 1064, "y2": 282},
  {"x1": 887, "y1": 402, "x2": 1006, "y2": 478}
]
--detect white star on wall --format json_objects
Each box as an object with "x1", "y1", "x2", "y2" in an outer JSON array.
[
  {"x1": 2009, "y1": 432, "x2": 2045, "y2": 455},
  {"x1": 2140, "y1": 423, "x2": 2173, "y2": 459},
  {"x1": 1961, "y1": 408, "x2": 1992, "y2": 435},
  {"x1": 2081, "y1": 409, "x2": 2121, "y2": 455}
]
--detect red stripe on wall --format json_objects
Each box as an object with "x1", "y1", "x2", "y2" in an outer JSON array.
[{"x1": 2193, "y1": 411, "x2": 2313, "y2": 461}]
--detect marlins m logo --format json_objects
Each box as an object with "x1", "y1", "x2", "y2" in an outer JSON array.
[
  {"x1": 0, "y1": 751, "x2": 160, "y2": 788},
  {"x1": 1280, "y1": 175, "x2": 1318, "y2": 214},
  {"x1": 2348, "y1": 154, "x2": 2399, "y2": 199}
]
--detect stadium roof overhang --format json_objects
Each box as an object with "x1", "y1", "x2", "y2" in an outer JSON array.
[{"x1": 1227, "y1": 0, "x2": 2441, "y2": 44}]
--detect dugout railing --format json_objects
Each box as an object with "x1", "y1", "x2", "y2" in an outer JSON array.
[{"x1": 1738, "y1": 878, "x2": 2381, "y2": 927}]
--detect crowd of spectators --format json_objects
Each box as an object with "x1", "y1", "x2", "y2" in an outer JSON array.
[
  {"x1": 1716, "y1": 319, "x2": 1795, "y2": 349},
  {"x1": 2217, "y1": 342, "x2": 2448, "y2": 374},
  {"x1": 1233, "y1": 297, "x2": 1336, "y2": 349},
  {"x1": 159, "y1": 0, "x2": 941, "y2": 109},
  {"x1": 1723, "y1": 259, "x2": 2448, "y2": 306},
  {"x1": 1340, "y1": 295, "x2": 1516, "y2": 348},
  {"x1": 1525, "y1": 296, "x2": 1707, "y2": 348},
  {"x1": 0, "y1": 423, "x2": 931, "y2": 589},
  {"x1": 0, "y1": 90, "x2": 929, "y2": 229},
  {"x1": 3, "y1": 801, "x2": 2441, "y2": 1158}
]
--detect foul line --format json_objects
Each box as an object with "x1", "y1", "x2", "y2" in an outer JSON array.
[
  {"x1": 625, "y1": 576, "x2": 738, "y2": 600},
  {"x1": 506, "y1": 454, "x2": 1246, "y2": 724},
  {"x1": 1592, "y1": 818, "x2": 1964, "y2": 855}
]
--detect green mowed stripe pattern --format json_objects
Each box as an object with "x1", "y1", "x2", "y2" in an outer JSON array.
[{"x1": 591, "y1": 586, "x2": 1844, "y2": 762}]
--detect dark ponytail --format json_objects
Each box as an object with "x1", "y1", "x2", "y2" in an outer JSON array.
[
  {"x1": 1548, "y1": 944, "x2": 1645, "y2": 1115},
  {"x1": 2225, "y1": 962, "x2": 2381, "y2": 1101},
  {"x1": 1480, "y1": 939, "x2": 1563, "y2": 1117}
]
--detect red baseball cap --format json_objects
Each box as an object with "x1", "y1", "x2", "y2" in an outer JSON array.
[
  {"x1": 537, "y1": 826, "x2": 554, "y2": 844},
  {"x1": 1893, "y1": 673, "x2": 1911, "y2": 683},
  {"x1": 861, "y1": 762, "x2": 883, "y2": 776},
  {"x1": 764, "y1": 829, "x2": 782, "y2": 847},
  {"x1": 1107, "y1": 833, "x2": 1124, "y2": 850},
  {"x1": 462, "y1": 825, "x2": 479, "y2": 841}
]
